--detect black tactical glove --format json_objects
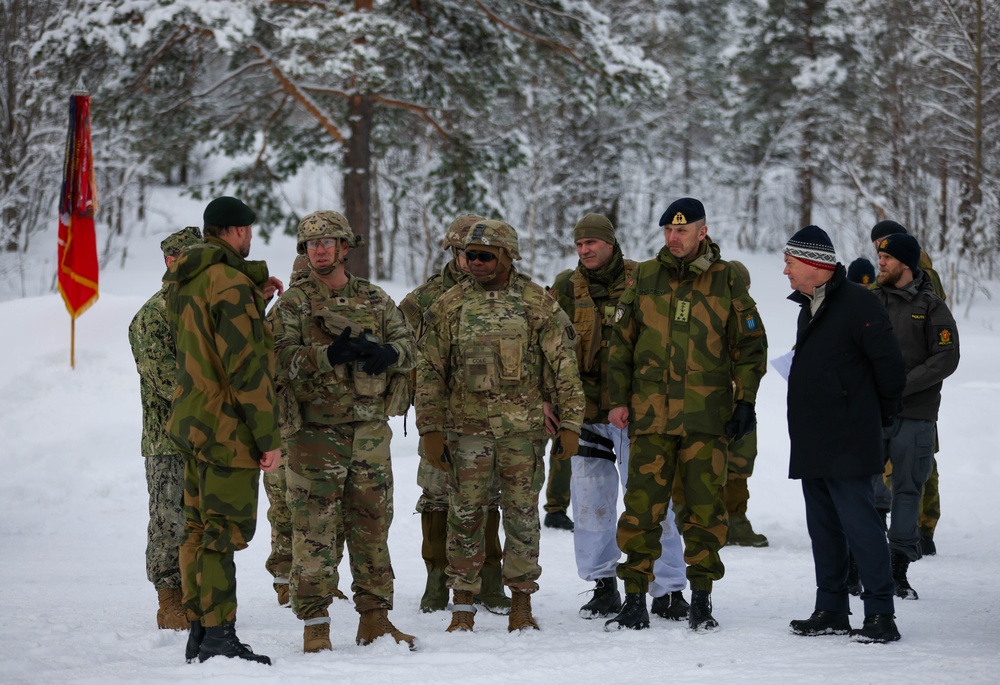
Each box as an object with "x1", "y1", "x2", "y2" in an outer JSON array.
[
  {"x1": 359, "y1": 343, "x2": 399, "y2": 375},
  {"x1": 326, "y1": 327, "x2": 361, "y2": 366},
  {"x1": 724, "y1": 400, "x2": 756, "y2": 441}
]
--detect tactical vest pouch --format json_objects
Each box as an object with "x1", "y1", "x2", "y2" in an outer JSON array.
[
  {"x1": 498, "y1": 337, "x2": 523, "y2": 382},
  {"x1": 384, "y1": 371, "x2": 412, "y2": 417},
  {"x1": 464, "y1": 345, "x2": 496, "y2": 392}
]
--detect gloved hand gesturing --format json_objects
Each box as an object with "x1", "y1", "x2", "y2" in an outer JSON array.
[
  {"x1": 550, "y1": 429, "x2": 579, "y2": 460},
  {"x1": 358, "y1": 343, "x2": 399, "y2": 375},
  {"x1": 724, "y1": 400, "x2": 756, "y2": 441},
  {"x1": 422, "y1": 431, "x2": 451, "y2": 472},
  {"x1": 326, "y1": 327, "x2": 361, "y2": 366}
]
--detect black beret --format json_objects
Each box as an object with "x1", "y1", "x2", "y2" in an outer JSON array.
[
  {"x1": 846, "y1": 257, "x2": 876, "y2": 285},
  {"x1": 659, "y1": 198, "x2": 705, "y2": 226},
  {"x1": 204, "y1": 196, "x2": 256, "y2": 228},
  {"x1": 870, "y1": 220, "x2": 907, "y2": 242}
]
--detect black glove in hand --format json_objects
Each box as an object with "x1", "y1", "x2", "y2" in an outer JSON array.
[
  {"x1": 326, "y1": 327, "x2": 360, "y2": 366},
  {"x1": 422, "y1": 431, "x2": 451, "y2": 472},
  {"x1": 724, "y1": 400, "x2": 756, "y2": 441},
  {"x1": 359, "y1": 343, "x2": 399, "y2": 375}
]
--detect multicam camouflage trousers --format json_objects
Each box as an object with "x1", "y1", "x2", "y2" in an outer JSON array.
[
  {"x1": 618, "y1": 432, "x2": 727, "y2": 594},
  {"x1": 145, "y1": 454, "x2": 185, "y2": 591},
  {"x1": 446, "y1": 432, "x2": 546, "y2": 594},
  {"x1": 179, "y1": 456, "x2": 260, "y2": 627},
  {"x1": 286, "y1": 421, "x2": 395, "y2": 619},
  {"x1": 263, "y1": 457, "x2": 292, "y2": 584},
  {"x1": 416, "y1": 435, "x2": 501, "y2": 512}
]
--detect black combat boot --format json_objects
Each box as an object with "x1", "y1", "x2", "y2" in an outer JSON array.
[
  {"x1": 650, "y1": 591, "x2": 689, "y2": 620},
  {"x1": 579, "y1": 577, "x2": 622, "y2": 619},
  {"x1": 543, "y1": 511, "x2": 574, "y2": 530},
  {"x1": 891, "y1": 552, "x2": 918, "y2": 600},
  {"x1": 185, "y1": 620, "x2": 205, "y2": 663},
  {"x1": 198, "y1": 623, "x2": 271, "y2": 665},
  {"x1": 688, "y1": 590, "x2": 719, "y2": 631},
  {"x1": 603, "y1": 593, "x2": 650, "y2": 631},
  {"x1": 847, "y1": 553, "x2": 862, "y2": 596},
  {"x1": 789, "y1": 610, "x2": 851, "y2": 636},
  {"x1": 849, "y1": 614, "x2": 901, "y2": 643}
]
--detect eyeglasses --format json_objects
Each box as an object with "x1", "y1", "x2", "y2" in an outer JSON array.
[
  {"x1": 464, "y1": 250, "x2": 497, "y2": 263},
  {"x1": 306, "y1": 238, "x2": 339, "y2": 251}
]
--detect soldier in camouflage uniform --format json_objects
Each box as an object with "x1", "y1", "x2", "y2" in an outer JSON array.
[
  {"x1": 273, "y1": 210, "x2": 417, "y2": 653},
  {"x1": 263, "y1": 253, "x2": 346, "y2": 608},
  {"x1": 415, "y1": 219, "x2": 585, "y2": 633},
  {"x1": 605, "y1": 198, "x2": 767, "y2": 632},
  {"x1": 164, "y1": 196, "x2": 283, "y2": 665},
  {"x1": 549, "y1": 214, "x2": 688, "y2": 622},
  {"x1": 722, "y1": 260, "x2": 769, "y2": 548},
  {"x1": 399, "y1": 214, "x2": 511, "y2": 615},
  {"x1": 128, "y1": 226, "x2": 203, "y2": 631}
]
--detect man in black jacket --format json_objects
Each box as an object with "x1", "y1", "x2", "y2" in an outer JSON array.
[
  {"x1": 782, "y1": 225, "x2": 907, "y2": 643},
  {"x1": 873, "y1": 233, "x2": 959, "y2": 599}
]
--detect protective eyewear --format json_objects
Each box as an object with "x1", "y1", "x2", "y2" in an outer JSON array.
[
  {"x1": 306, "y1": 238, "x2": 339, "y2": 250},
  {"x1": 464, "y1": 250, "x2": 497, "y2": 263}
]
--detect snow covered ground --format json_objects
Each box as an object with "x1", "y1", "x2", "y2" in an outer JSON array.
[{"x1": 1, "y1": 190, "x2": 999, "y2": 684}]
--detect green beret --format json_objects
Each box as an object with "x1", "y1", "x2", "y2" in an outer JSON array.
[
  {"x1": 204, "y1": 196, "x2": 256, "y2": 228},
  {"x1": 574, "y1": 214, "x2": 616, "y2": 245},
  {"x1": 160, "y1": 226, "x2": 203, "y2": 256}
]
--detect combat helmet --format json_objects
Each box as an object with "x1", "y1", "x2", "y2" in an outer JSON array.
[
  {"x1": 465, "y1": 219, "x2": 521, "y2": 260},
  {"x1": 296, "y1": 210, "x2": 359, "y2": 255},
  {"x1": 441, "y1": 214, "x2": 486, "y2": 251}
]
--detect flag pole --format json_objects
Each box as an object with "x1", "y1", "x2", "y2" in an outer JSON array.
[{"x1": 71, "y1": 318, "x2": 76, "y2": 369}]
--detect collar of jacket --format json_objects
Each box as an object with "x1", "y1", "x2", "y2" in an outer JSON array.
[
  {"x1": 875, "y1": 268, "x2": 930, "y2": 302},
  {"x1": 656, "y1": 236, "x2": 720, "y2": 277},
  {"x1": 787, "y1": 263, "x2": 847, "y2": 310},
  {"x1": 163, "y1": 235, "x2": 270, "y2": 289}
]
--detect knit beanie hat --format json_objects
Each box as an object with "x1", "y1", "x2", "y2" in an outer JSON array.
[
  {"x1": 574, "y1": 214, "x2": 616, "y2": 245},
  {"x1": 784, "y1": 225, "x2": 836, "y2": 271},
  {"x1": 876, "y1": 233, "x2": 921, "y2": 272},
  {"x1": 846, "y1": 257, "x2": 876, "y2": 285},
  {"x1": 870, "y1": 220, "x2": 907, "y2": 242}
]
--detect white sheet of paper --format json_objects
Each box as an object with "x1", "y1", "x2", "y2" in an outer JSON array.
[{"x1": 771, "y1": 349, "x2": 794, "y2": 381}]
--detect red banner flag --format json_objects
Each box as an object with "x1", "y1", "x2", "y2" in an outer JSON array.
[{"x1": 57, "y1": 93, "x2": 99, "y2": 320}]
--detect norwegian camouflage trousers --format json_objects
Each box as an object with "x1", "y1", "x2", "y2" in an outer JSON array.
[
  {"x1": 618, "y1": 432, "x2": 727, "y2": 594},
  {"x1": 145, "y1": 454, "x2": 185, "y2": 590},
  {"x1": 544, "y1": 448, "x2": 572, "y2": 513},
  {"x1": 722, "y1": 431, "x2": 757, "y2": 517},
  {"x1": 446, "y1": 432, "x2": 546, "y2": 594},
  {"x1": 416, "y1": 435, "x2": 502, "y2": 512},
  {"x1": 179, "y1": 456, "x2": 260, "y2": 627},
  {"x1": 263, "y1": 456, "x2": 292, "y2": 584},
  {"x1": 286, "y1": 421, "x2": 394, "y2": 618}
]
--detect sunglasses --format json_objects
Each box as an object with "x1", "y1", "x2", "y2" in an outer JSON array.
[{"x1": 464, "y1": 250, "x2": 497, "y2": 263}]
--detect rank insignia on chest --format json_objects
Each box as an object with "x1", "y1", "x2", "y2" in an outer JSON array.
[
  {"x1": 675, "y1": 300, "x2": 690, "y2": 323},
  {"x1": 745, "y1": 313, "x2": 757, "y2": 331},
  {"x1": 938, "y1": 329, "x2": 953, "y2": 346}
]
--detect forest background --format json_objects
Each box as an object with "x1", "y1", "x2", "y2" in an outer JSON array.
[{"x1": 1, "y1": 0, "x2": 997, "y2": 303}]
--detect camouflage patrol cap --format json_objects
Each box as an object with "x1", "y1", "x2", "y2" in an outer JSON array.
[
  {"x1": 465, "y1": 220, "x2": 521, "y2": 260},
  {"x1": 296, "y1": 210, "x2": 358, "y2": 254},
  {"x1": 441, "y1": 214, "x2": 487, "y2": 250},
  {"x1": 160, "y1": 226, "x2": 202, "y2": 257}
]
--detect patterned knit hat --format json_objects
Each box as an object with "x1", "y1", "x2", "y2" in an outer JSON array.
[{"x1": 784, "y1": 225, "x2": 836, "y2": 271}]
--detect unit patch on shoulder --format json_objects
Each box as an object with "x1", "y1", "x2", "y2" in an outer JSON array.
[{"x1": 937, "y1": 328, "x2": 954, "y2": 346}]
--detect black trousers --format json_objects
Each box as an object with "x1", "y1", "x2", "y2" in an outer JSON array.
[{"x1": 801, "y1": 476, "x2": 895, "y2": 616}]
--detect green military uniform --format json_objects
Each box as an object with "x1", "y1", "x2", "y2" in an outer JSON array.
[
  {"x1": 164, "y1": 235, "x2": 282, "y2": 629},
  {"x1": 608, "y1": 237, "x2": 767, "y2": 595},
  {"x1": 274, "y1": 270, "x2": 415, "y2": 621},
  {"x1": 416, "y1": 266, "x2": 585, "y2": 597}
]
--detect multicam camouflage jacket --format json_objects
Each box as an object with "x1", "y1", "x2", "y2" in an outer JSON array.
[
  {"x1": 415, "y1": 268, "x2": 585, "y2": 438},
  {"x1": 550, "y1": 255, "x2": 637, "y2": 424},
  {"x1": 128, "y1": 284, "x2": 178, "y2": 456},
  {"x1": 273, "y1": 271, "x2": 415, "y2": 425},
  {"x1": 399, "y1": 260, "x2": 467, "y2": 338},
  {"x1": 608, "y1": 237, "x2": 767, "y2": 437},
  {"x1": 163, "y1": 236, "x2": 282, "y2": 468}
]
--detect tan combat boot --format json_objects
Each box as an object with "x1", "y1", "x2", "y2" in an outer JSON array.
[
  {"x1": 274, "y1": 582, "x2": 290, "y2": 607},
  {"x1": 447, "y1": 590, "x2": 476, "y2": 633},
  {"x1": 156, "y1": 588, "x2": 188, "y2": 630},
  {"x1": 356, "y1": 608, "x2": 416, "y2": 650},
  {"x1": 303, "y1": 619, "x2": 332, "y2": 653},
  {"x1": 508, "y1": 590, "x2": 539, "y2": 632}
]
